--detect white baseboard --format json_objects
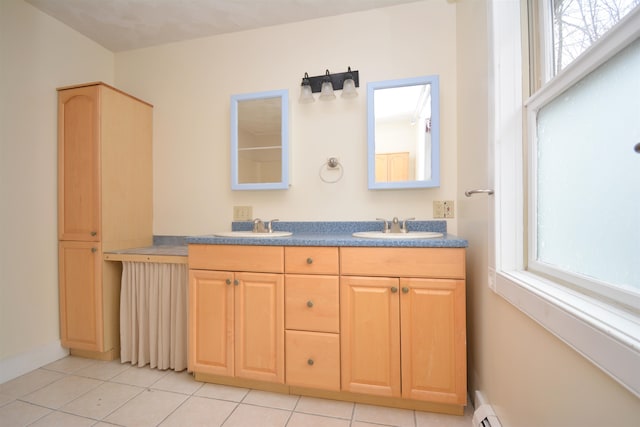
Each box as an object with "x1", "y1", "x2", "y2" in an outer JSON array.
[{"x1": 0, "y1": 340, "x2": 69, "y2": 384}]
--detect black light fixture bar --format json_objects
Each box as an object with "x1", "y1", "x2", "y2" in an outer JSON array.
[{"x1": 304, "y1": 68, "x2": 359, "y2": 93}]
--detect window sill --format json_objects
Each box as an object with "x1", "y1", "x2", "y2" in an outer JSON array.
[{"x1": 495, "y1": 270, "x2": 640, "y2": 398}]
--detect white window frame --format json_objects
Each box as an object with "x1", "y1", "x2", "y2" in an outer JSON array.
[{"x1": 490, "y1": 0, "x2": 640, "y2": 398}]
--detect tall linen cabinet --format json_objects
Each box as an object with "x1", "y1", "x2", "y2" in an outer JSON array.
[{"x1": 58, "y1": 82, "x2": 153, "y2": 359}]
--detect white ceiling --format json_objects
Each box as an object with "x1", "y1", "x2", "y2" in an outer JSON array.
[{"x1": 26, "y1": 0, "x2": 423, "y2": 52}]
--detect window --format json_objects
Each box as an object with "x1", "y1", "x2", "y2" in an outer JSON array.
[
  {"x1": 491, "y1": 0, "x2": 640, "y2": 397},
  {"x1": 528, "y1": 2, "x2": 640, "y2": 310}
]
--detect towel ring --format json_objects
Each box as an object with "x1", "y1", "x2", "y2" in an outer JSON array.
[{"x1": 319, "y1": 157, "x2": 344, "y2": 183}]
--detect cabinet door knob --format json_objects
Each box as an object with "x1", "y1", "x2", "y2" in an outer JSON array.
[
  {"x1": 307, "y1": 358, "x2": 314, "y2": 366},
  {"x1": 226, "y1": 279, "x2": 231, "y2": 285},
  {"x1": 90, "y1": 231, "x2": 97, "y2": 236},
  {"x1": 91, "y1": 247, "x2": 97, "y2": 253},
  {"x1": 391, "y1": 286, "x2": 398, "y2": 293},
  {"x1": 402, "y1": 287, "x2": 409, "y2": 294},
  {"x1": 306, "y1": 300, "x2": 314, "y2": 308},
  {"x1": 234, "y1": 279, "x2": 239, "y2": 286},
  {"x1": 306, "y1": 257, "x2": 313, "y2": 264}
]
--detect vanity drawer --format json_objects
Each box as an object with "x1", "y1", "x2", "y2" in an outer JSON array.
[
  {"x1": 285, "y1": 247, "x2": 339, "y2": 275},
  {"x1": 285, "y1": 330, "x2": 340, "y2": 391},
  {"x1": 189, "y1": 244, "x2": 284, "y2": 273},
  {"x1": 285, "y1": 275, "x2": 339, "y2": 333},
  {"x1": 340, "y1": 247, "x2": 466, "y2": 279}
]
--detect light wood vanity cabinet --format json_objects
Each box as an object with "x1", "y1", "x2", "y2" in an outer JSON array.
[
  {"x1": 188, "y1": 245, "x2": 285, "y2": 384},
  {"x1": 284, "y1": 247, "x2": 340, "y2": 391},
  {"x1": 340, "y1": 247, "x2": 467, "y2": 406},
  {"x1": 188, "y1": 243, "x2": 466, "y2": 414},
  {"x1": 57, "y1": 83, "x2": 152, "y2": 358}
]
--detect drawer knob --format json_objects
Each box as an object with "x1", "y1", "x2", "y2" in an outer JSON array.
[
  {"x1": 234, "y1": 279, "x2": 239, "y2": 286},
  {"x1": 91, "y1": 247, "x2": 97, "y2": 253},
  {"x1": 306, "y1": 257, "x2": 313, "y2": 264},
  {"x1": 307, "y1": 358, "x2": 314, "y2": 366},
  {"x1": 90, "y1": 231, "x2": 97, "y2": 236},
  {"x1": 402, "y1": 287, "x2": 409, "y2": 294},
  {"x1": 306, "y1": 300, "x2": 314, "y2": 308},
  {"x1": 391, "y1": 286, "x2": 398, "y2": 293},
  {"x1": 226, "y1": 279, "x2": 231, "y2": 285}
]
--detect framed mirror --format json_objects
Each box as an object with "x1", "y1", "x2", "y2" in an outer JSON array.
[
  {"x1": 231, "y1": 89, "x2": 289, "y2": 190},
  {"x1": 367, "y1": 75, "x2": 440, "y2": 189}
]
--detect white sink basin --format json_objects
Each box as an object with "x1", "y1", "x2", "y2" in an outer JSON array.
[
  {"x1": 213, "y1": 231, "x2": 292, "y2": 238},
  {"x1": 352, "y1": 231, "x2": 443, "y2": 239}
]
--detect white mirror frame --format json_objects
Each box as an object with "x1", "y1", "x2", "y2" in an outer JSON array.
[
  {"x1": 230, "y1": 89, "x2": 289, "y2": 190},
  {"x1": 367, "y1": 75, "x2": 440, "y2": 190}
]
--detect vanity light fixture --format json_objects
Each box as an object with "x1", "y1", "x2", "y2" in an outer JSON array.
[
  {"x1": 299, "y1": 73, "x2": 315, "y2": 104},
  {"x1": 299, "y1": 67, "x2": 359, "y2": 103}
]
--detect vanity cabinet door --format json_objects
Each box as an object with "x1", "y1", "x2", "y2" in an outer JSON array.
[
  {"x1": 400, "y1": 278, "x2": 466, "y2": 405},
  {"x1": 340, "y1": 276, "x2": 401, "y2": 398},
  {"x1": 188, "y1": 270, "x2": 234, "y2": 376},
  {"x1": 234, "y1": 272, "x2": 285, "y2": 384}
]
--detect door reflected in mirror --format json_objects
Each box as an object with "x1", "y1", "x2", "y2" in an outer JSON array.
[
  {"x1": 231, "y1": 90, "x2": 289, "y2": 190},
  {"x1": 367, "y1": 76, "x2": 440, "y2": 189}
]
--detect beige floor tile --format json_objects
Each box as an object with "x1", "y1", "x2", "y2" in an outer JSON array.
[
  {"x1": 159, "y1": 395, "x2": 237, "y2": 427},
  {"x1": 222, "y1": 403, "x2": 291, "y2": 427},
  {"x1": 0, "y1": 400, "x2": 51, "y2": 426},
  {"x1": 21, "y1": 375, "x2": 102, "y2": 409},
  {"x1": 294, "y1": 396, "x2": 354, "y2": 419},
  {"x1": 414, "y1": 405, "x2": 473, "y2": 427},
  {"x1": 111, "y1": 364, "x2": 169, "y2": 387},
  {"x1": 29, "y1": 410, "x2": 96, "y2": 427},
  {"x1": 73, "y1": 359, "x2": 132, "y2": 381},
  {"x1": 0, "y1": 392, "x2": 14, "y2": 408},
  {"x1": 43, "y1": 356, "x2": 98, "y2": 374},
  {"x1": 353, "y1": 403, "x2": 416, "y2": 427},
  {"x1": 243, "y1": 389, "x2": 299, "y2": 410},
  {"x1": 194, "y1": 382, "x2": 249, "y2": 402},
  {"x1": 351, "y1": 422, "x2": 394, "y2": 427},
  {"x1": 286, "y1": 411, "x2": 351, "y2": 427},
  {"x1": 0, "y1": 368, "x2": 64, "y2": 398},
  {"x1": 103, "y1": 388, "x2": 188, "y2": 427},
  {"x1": 151, "y1": 369, "x2": 202, "y2": 395},
  {"x1": 61, "y1": 381, "x2": 143, "y2": 420}
]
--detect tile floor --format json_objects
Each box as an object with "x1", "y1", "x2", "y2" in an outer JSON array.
[{"x1": 0, "y1": 356, "x2": 473, "y2": 427}]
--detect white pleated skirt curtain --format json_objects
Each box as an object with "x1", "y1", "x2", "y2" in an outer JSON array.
[{"x1": 120, "y1": 261, "x2": 188, "y2": 371}]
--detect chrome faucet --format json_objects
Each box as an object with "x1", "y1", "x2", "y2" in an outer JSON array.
[
  {"x1": 377, "y1": 217, "x2": 415, "y2": 233},
  {"x1": 252, "y1": 218, "x2": 266, "y2": 233},
  {"x1": 252, "y1": 218, "x2": 279, "y2": 233}
]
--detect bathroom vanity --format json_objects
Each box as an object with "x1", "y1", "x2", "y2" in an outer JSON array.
[{"x1": 187, "y1": 221, "x2": 467, "y2": 415}]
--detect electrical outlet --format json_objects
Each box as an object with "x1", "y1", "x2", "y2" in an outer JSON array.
[
  {"x1": 443, "y1": 200, "x2": 455, "y2": 218},
  {"x1": 233, "y1": 206, "x2": 253, "y2": 221},
  {"x1": 433, "y1": 201, "x2": 445, "y2": 218}
]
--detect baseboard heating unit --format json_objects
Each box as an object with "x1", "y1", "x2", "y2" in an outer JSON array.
[{"x1": 472, "y1": 391, "x2": 503, "y2": 427}]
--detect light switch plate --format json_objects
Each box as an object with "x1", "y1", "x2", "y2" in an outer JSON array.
[
  {"x1": 233, "y1": 206, "x2": 253, "y2": 221},
  {"x1": 433, "y1": 201, "x2": 445, "y2": 218}
]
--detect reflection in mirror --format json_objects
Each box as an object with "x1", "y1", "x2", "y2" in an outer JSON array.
[
  {"x1": 231, "y1": 89, "x2": 289, "y2": 190},
  {"x1": 367, "y1": 75, "x2": 440, "y2": 189}
]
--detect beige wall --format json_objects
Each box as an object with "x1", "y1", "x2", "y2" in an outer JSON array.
[
  {"x1": 0, "y1": 0, "x2": 113, "y2": 378},
  {"x1": 456, "y1": 1, "x2": 640, "y2": 426},
  {"x1": 114, "y1": 1, "x2": 459, "y2": 236}
]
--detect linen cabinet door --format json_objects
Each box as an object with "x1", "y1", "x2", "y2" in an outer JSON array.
[
  {"x1": 400, "y1": 278, "x2": 466, "y2": 404},
  {"x1": 188, "y1": 270, "x2": 234, "y2": 376},
  {"x1": 234, "y1": 272, "x2": 284, "y2": 383},
  {"x1": 59, "y1": 241, "x2": 102, "y2": 351},
  {"x1": 58, "y1": 85, "x2": 100, "y2": 242},
  {"x1": 340, "y1": 276, "x2": 401, "y2": 397}
]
